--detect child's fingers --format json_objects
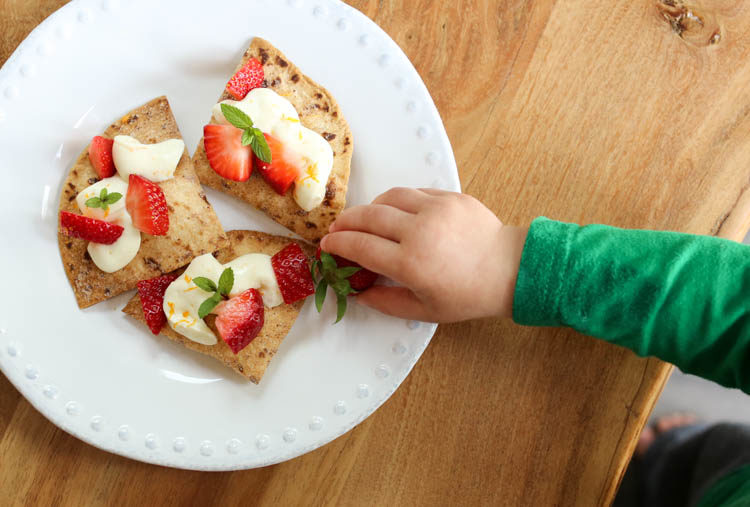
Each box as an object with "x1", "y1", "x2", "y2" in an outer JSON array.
[
  {"x1": 329, "y1": 204, "x2": 412, "y2": 241},
  {"x1": 371, "y1": 187, "x2": 430, "y2": 213},
  {"x1": 356, "y1": 286, "x2": 432, "y2": 321},
  {"x1": 321, "y1": 231, "x2": 402, "y2": 280},
  {"x1": 417, "y1": 188, "x2": 454, "y2": 196}
]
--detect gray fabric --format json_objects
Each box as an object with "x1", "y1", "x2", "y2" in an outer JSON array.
[{"x1": 637, "y1": 423, "x2": 750, "y2": 507}]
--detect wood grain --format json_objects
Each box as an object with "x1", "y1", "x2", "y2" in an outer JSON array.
[{"x1": 2, "y1": 0, "x2": 749, "y2": 505}]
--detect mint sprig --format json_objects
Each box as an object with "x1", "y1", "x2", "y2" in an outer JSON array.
[
  {"x1": 220, "y1": 103, "x2": 272, "y2": 163},
  {"x1": 311, "y1": 252, "x2": 361, "y2": 324},
  {"x1": 194, "y1": 267, "x2": 234, "y2": 319},
  {"x1": 85, "y1": 187, "x2": 122, "y2": 211}
]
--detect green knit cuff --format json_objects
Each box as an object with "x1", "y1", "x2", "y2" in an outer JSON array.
[{"x1": 512, "y1": 217, "x2": 577, "y2": 326}]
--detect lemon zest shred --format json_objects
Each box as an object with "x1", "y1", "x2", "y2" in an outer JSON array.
[{"x1": 300, "y1": 163, "x2": 320, "y2": 184}]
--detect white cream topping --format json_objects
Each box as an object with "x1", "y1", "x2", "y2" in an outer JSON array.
[
  {"x1": 112, "y1": 135, "x2": 184, "y2": 182},
  {"x1": 86, "y1": 211, "x2": 141, "y2": 273},
  {"x1": 76, "y1": 176, "x2": 128, "y2": 221},
  {"x1": 163, "y1": 252, "x2": 283, "y2": 345},
  {"x1": 212, "y1": 88, "x2": 334, "y2": 211},
  {"x1": 75, "y1": 176, "x2": 140, "y2": 272}
]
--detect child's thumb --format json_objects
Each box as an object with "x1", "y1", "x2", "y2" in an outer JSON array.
[{"x1": 356, "y1": 286, "x2": 431, "y2": 322}]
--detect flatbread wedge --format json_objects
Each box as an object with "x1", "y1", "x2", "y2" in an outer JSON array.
[
  {"x1": 192, "y1": 37, "x2": 352, "y2": 244},
  {"x1": 123, "y1": 230, "x2": 311, "y2": 383},
  {"x1": 59, "y1": 96, "x2": 228, "y2": 308}
]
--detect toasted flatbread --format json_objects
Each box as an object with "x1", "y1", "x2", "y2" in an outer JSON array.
[
  {"x1": 123, "y1": 230, "x2": 311, "y2": 383},
  {"x1": 192, "y1": 38, "x2": 352, "y2": 244},
  {"x1": 59, "y1": 97, "x2": 228, "y2": 308}
]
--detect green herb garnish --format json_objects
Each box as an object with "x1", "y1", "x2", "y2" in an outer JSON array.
[
  {"x1": 311, "y1": 252, "x2": 362, "y2": 324},
  {"x1": 221, "y1": 103, "x2": 272, "y2": 163},
  {"x1": 194, "y1": 267, "x2": 234, "y2": 318},
  {"x1": 85, "y1": 187, "x2": 122, "y2": 212}
]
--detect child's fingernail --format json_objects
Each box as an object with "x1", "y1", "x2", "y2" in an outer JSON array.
[
  {"x1": 320, "y1": 235, "x2": 328, "y2": 249},
  {"x1": 328, "y1": 222, "x2": 336, "y2": 232}
]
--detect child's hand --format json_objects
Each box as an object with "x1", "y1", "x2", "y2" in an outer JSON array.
[{"x1": 320, "y1": 188, "x2": 527, "y2": 322}]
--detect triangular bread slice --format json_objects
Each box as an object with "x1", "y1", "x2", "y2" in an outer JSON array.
[
  {"x1": 192, "y1": 38, "x2": 352, "y2": 244},
  {"x1": 123, "y1": 230, "x2": 310, "y2": 383},
  {"x1": 59, "y1": 97, "x2": 229, "y2": 308}
]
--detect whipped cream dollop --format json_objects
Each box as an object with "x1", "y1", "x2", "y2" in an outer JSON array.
[
  {"x1": 212, "y1": 88, "x2": 334, "y2": 211},
  {"x1": 86, "y1": 212, "x2": 141, "y2": 273},
  {"x1": 163, "y1": 253, "x2": 283, "y2": 345},
  {"x1": 76, "y1": 176, "x2": 140, "y2": 272},
  {"x1": 112, "y1": 135, "x2": 184, "y2": 182}
]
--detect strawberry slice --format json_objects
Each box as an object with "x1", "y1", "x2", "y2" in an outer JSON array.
[
  {"x1": 225, "y1": 58, "x2": 264, "y2": 100},
  {"x1": 315, "y1": 247, "x2": 379, "y2": 291},
  {"x1": 215, "y1": 288, "x2": 265, "y2": 354},
  {"x1": 255, "y1": 133, "x2": 302, "y2": 195},
  {"x1": 272, "y1": 243, "x2": 315, "y2": 304},
  {"x1": 88, "y1": 136, "x2": 116, "y2": 179},
  {"x1": 137, "y1": 274, "x2": 178, "y2": 335},
  {"x1": 203, "y1": 124, "x2": 251, "y2": 182},
  {"x1": 125, "y1": 174, "x2": 169, "y2": 236},
  {"x1": 60, "y1": 211, "x2": 124, "y2": 244}
]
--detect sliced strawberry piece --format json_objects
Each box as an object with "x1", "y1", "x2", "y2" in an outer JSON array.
[
  {"x1": 137, "y1": 274, "x2": 178, "y2": 335},
  {"x1": 60, "y1": 211, "x2": 124, "y2": 244},
  {"x1": 225, "y1": 58, "x2": 264, "y2": 100},
  {"x1": 125, "y1": 174, "x2": 169, "y2": 236},
  {"x1": 203, "y1": 124, "x2": 251, "y2": 182},
  {"x1": 272, "y1": 243, "x2": 315, "y2": 304},
  {"x1": 255, "y1": 133, "x2": 302, "y2": 195},
  {"x1": 215, "y1": 288, "x2": 265, "y2": 354},
  {"x1": 315, "y1": 247, "x2": 379, "y2": 291},
  {"x1": 88, "y1": 136, "x2": 116, "y2": 178}
]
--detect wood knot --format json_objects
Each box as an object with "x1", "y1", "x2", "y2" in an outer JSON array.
[{"x1": 658, "y1": 1, "x2": 721, "y2": 47}]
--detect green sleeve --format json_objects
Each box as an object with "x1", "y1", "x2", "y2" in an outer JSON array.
[{"x1": 513, "y1": 217, "x2": 750, "y2": 393}]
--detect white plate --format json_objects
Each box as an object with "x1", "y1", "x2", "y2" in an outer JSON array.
[{"x1": 0, "y1": 0, "x2": 459, "y2": 470}]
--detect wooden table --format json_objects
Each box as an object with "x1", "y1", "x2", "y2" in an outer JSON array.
[{"x1": 3, "y1": 1, "x2": 749, "y2": 504}]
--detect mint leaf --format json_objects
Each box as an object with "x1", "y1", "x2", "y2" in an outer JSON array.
[
  {"x1": 218, "y1": 267, "x2": 234, "y2": 297},
  {"x1": 221, "y1": 103, "x2": 254, "y2": 130},
  {"x1": 198, "y1": 292, "x2": 223, "y2": 319},
  {"x1": 192, "y1": 277, "x2": 217, "y2": 293},
  {"x1": 315, "y1": 279, "x2": 328, "y2": 313},
  {"x1": 335, "y1": 293, "x2": 347, "y2": 324},
  {"x1": 241, "y1": 129, "x2": 253, "y2": 147},
  {"x1": 100, "y1": 187, "x2": 107, "y2": 200},
  {"x1": 336, "y1": 266, "x2": 361, "y2": 279},
  {"x1": 85, "y1": 197, "x2": 102, "y2": 209},
  {"x1": 311, "y1": 259, "x2": 319, "y2": 281},
  {"x1": 320, "y1": 251, "x2": 337, "y2": 275},
  {"x1": 104, "y1": 192, "x2": 122, "y2": 205},
  {"x1": 249, "y1": 128, "x2": 272, "y2": 163}
]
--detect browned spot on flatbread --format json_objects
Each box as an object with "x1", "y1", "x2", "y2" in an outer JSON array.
[
  {"x1": 305, "y1": 222, "x2": 317, "y2": 229},
  {"x1": 291, "y1": 74, "x2": 299, "y2": 83},
  {"x1": 88, "y1": 177, "x2": 99, "y2": 185},
  {"x1": 258, "y1": 47, "x2": 269, "y2": 64},
  {"x1": 65, "y1": 242, "x2": 72, "y2": 249},
  {"x1": 322, "y1": 132, "x2": 336, "y2": 141},
  {"x1": 275, "y1": 56, "x2": 288, "y2": 67},
  {"x1": 144, "y1": 257, "x2": 161, "y2": 271},
  {"x1": 314, "y1": 93, "x2": 323, "y2": 99}
]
